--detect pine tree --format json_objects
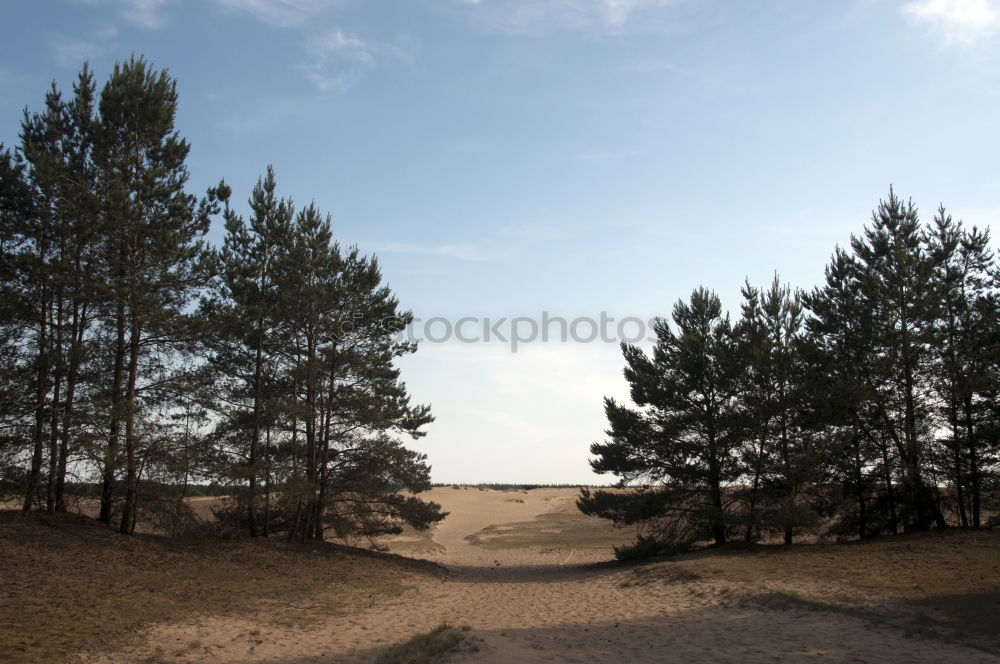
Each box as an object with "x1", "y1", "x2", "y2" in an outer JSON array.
[
  {"x1": 92, "y1": 56, "x2": 214, "y2": 533},
  {"x1": 926, "y1": 207, "x2": 996, "y2": 528},
  {"x1": 581, "y1": 287, "x2": 741, "y2": 549},
  {"x1": 206, "y1": 171, "x2": 441, "y2": 542},
  {"x1": 311, "y1": 248, "x2": 437, "y2": 541},
  {"x1": 0, "y1": 65, "x2": 102, "y2": 513},
  {"x1": 803, "y1": 248, "x2": 886, "y2": 538},
  {"x1": 207, "y1": 166, "x2": 291, "y2": 536},
  {"x1": 278, "y1": 205, "x2": 440, "y2": 542},
  {"x1": 0, "y1": 145, "x2": 32, "y2": 487},
  {"x1": 735, "y1": 276, "x2": 819, "y2": 544},
  {"x1": 850, "y1": 189, "x2": 946, "y2": 531}
]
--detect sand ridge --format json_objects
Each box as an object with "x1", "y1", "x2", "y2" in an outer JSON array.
[{"x1": 79, "y1": 488, "x2": 999, "y2": 664}]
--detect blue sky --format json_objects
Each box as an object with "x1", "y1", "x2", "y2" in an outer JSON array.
[{"x1": 3, "y1": 0, "x2": 1000, "y2": 483}]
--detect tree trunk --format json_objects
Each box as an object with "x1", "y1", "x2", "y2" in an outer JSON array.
[
  {"x1": 24, "y1": 300, "x2": 49, "y2": 513},
  {"x1": 743, "y1": 443, "x2": 764, "y2": 544},
  {"x1": 304, "y1": 332, "x2": 318, "y2": 540},
  {"x1": 119, "y1": 319, "x2": 140, "y2": 535},
  {"x1": 248, "y1": 320, "x2": 264, "y2": 537},
  {"x1": 878, "y1": 429, "x2": 898, "y2": 535},
  {"x1": 952, "y1": 420, "x2": 968, "y2": 527},
  {"x1": 707, "y1": 428, "x2": 725, "y2": 547},
  {"x1": 263, "y1": 424, "x2": 271, "y2": 537},
  {"x1": 964, "y1": 394, "x2": 981, "y2": 528},
  {"x1": 46, "y1": 358, "x2": 62, "y2": 513},
  {"x1": 851, "y1": 430, "x2": 867, "y2": 540},
  {"x1": 779, "y1": 411, "x2": 792, "y2": 546},
  {"x1": 46, "y1": 296, "x2": 65, "y2": 513},
  {"x1": 100, "y1": 298, "x2": 127, "y2": 524},
  {"x1": 55, "y1": 302, "x2": 87, "y2": 512}
]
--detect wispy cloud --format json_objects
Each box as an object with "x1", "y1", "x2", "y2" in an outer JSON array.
[
  {"x1": 77, "y1": 0, "x2": 175, "y2": 29},
  {"x1": 449, "y1": 0, "x2": 681, "y2": 35},
  {"x1": 372, "y1": 241, "x2": 502, "y2": 262},
  {"x1": 576, "y1": 148, "x2": 644, "y2": 162},
  {"x1": 212, "y1": 0, "x2": 334, "y2": 28},
  {"x1": 495, "y1": 223, "x2": 570, "y2": 242},
  {"x1": 299, "y1": 29, "x2": 385, "y2": 94},
  {"x1": 371, "y1": 221, "x2": 579, "y2": 263},
  {"x1": 212, "y1": 0, "x2": 409, "y2": 94},
  {"x1": 214, "y1": 96, "x2": 310, "y2": 133},
  {"x1": 121, "y1": 0, "x2": 174, "y2": 28},
  {"x1": 901, "y1": 0, "x2": 1000, "y2": 44},
  {"x1": 51, "y1": 26, "x2": 117, "y2": 69}
]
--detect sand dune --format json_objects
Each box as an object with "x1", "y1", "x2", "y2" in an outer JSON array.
[{"x1": 80, "y1": 488, "x2": 999, "y2": 664}]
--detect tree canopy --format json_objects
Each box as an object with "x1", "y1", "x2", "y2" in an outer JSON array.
[
  {"x1": 1, "y1": 57, "x2": 443, "y2": 542},
  {"x1": 582, "y1": 189, "x2": 1000, "y2": 557}
]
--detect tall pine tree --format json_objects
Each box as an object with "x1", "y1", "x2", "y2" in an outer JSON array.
[{"x1": 581, "y1": 288, "x2": 741, "y2": 549}]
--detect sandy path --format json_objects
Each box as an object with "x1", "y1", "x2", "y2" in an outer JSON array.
[
  {"x1": 81, "y1": 489, "x2": 999, "y2": 664},
  {"x1": 397, "y1": 488, "x2": 619, "y2": 567}
]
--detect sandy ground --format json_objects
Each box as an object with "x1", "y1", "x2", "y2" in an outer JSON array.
[{"x1": 80, "y1": 488, "x2": 998, "y2": 664}]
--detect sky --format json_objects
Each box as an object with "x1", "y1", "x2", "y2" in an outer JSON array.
[{"x1": 3, "y1": 0, "x2": 1000, "y2": 484}]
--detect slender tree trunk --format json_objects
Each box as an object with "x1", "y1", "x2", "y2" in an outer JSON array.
[
  {"x1": 899, "y1": 320, "x2": 948, "y2": 530},
  {"x1": 288, "y1": 385, "x2": 301, "y2": 543},
  {"x1": 101, "y1": 298, "x2": 127, "y2": 524},
  {"x1": 46, "y1": 297, "x2": 65, "y2": 513},
  {"x1": 56, "y1": 302, "x2": 87, "y2": 512},
  {"x1": 248, "y1": 320, "x2": 264, "y2": 537},
  {"x1": 707, "y1": 423, "x2": 725, "y2": 547},
  {"x1": 963, "y1": 394, "x2": 981, "y2": 528},
  {"x1": 851, "y1": 430, "x2": 867, "y2": 540},
  {"x1": 263, "y1": 424, "x2": 271, "y2": 537},
  {"x1": 879, "y1": 429, "x2": 898, "y2": 535},
  {"x1": 46, "y1": 360, "x2": 62, "y2": 513},
  {"x1": 779, "y1": 411, "x2": 792, "y2": 545},
  {"x1": 314, "y1": 436, "x2": 329, "y2": 541},
  {"x1": 951, "y1": 413, "x2": 968, "y2": 527},
  {"x1": 314, "y1": 350, "x2": 338, "y2": 541},
  {"x1": 743, "y1": 447, "x2": 763, "y2": 544},
  {"x1": 304, "y1": 332, "x2": 318, "y2": 540},
  {"x1": 128, "y1": 459, "x2": 143, "y2": 535},
  {"x1": 899, "y1": 323, "x2": 926, "y2": 529},
  {"x1": 119, "y1": 319, "x2": 140, "y2": 534},
  {"x1": 24, "y1": 293, "x2": 49, "y2": 513}
]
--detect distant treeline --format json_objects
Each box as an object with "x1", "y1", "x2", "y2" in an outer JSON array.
[
  {"x1": 433, "y1": 483, "x2": 611, "y2": 490},
  {"x1": 582, "y1": 190, "x2": 1000, "y2": 557},
  {"x1": 0, "y1": 57, "x2": 442, "y2": 541},
  {"x1": 0, "y1": 475, "x2": 233, "y2": 499}
]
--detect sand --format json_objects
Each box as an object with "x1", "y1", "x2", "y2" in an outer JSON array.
[{"x1": 79, "y1": 488, "x2": 998, "y2": 664}]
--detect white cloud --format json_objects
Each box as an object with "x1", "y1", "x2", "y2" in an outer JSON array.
[
  {"x1": 121, "y1": 0, "x2": 173, "y2": 28},
  {"x1": 50, "y1": 26, "x2": 118, "y2": 70},
  {"x1": 576, "y1": 148, "x2": 643, "y2": 161},
  {"x1": 77, "y1": 0, "x2": 174, "y2": 29},
  {"x1": 298, "y1": 29, "x2": 375, "y2": 93},
  {"x1": 212, "y1": 0, "x2": 335, "y2": 28},
  {"x1": 212, "y1": 1, "x2": 411, "y2": 94},
  {"x1": 214, "y1": 97, "x2": 310, "y2": 132},
  {"x1": 372, "y1": 241, "x2": 502, "y2": 262},
  {"x1": 901, "y1": 0, "x2": 1000, "y2": 44},
  {"x1": 495, "y1": 223, "x2": 570, "y2": 242},
  {"x1": 449, "y1": 0, "x2": 681, "y2": 35},
  {"x1": 52, "y1": 37, "x2": 105, "y2": 70},
  {"x1": 371, "y1": 221, "x2": 578, "y2": 263}
]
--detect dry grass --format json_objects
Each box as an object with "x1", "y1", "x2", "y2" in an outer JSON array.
[
  {"x1": 375, "y1": 624, "x2": 479, "y2": 664},
  {"x1": 0, "y1": 509, "x2": 443, "y2": 664},
  {"x1": 666, "y1": 529, "x2": 1000, "y2": 594},
  {"x1": 627, "y1": 529, "x2": 1000, "y2": 654},
  {"x1": 464, "y1": 507, "x2": 635, "y2": 551}
]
